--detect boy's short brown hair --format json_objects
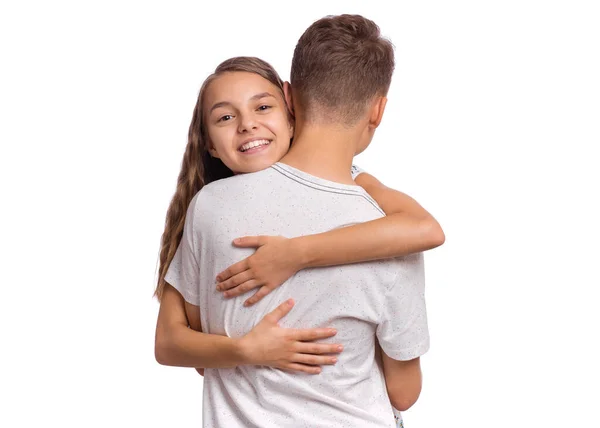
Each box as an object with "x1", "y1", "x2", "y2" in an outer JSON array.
[{"x1": 291, "y1": 14, "x2": 395, "y2": 125}]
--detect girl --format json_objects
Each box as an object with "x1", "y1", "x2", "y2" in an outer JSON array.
[{"x1": 155, "y1": 57, "x2": 443, "y2": 426}]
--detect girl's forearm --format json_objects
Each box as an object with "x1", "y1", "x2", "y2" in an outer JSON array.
[
  {"x1": 294, "y1": 213, "x2": 443, "y2": 269},
  {"x1": 155, "y1": 324, "x2": 247, "y2": 369}
]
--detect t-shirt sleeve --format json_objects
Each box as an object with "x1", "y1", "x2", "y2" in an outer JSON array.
[
  {"x1": 164, "y1": 196, "x2": 201, "y2": 306},
  {"x1": 376, "y1": 253, "x2": 430, "y2": 361},
  {"x1": 351, "y1": 164, "x2": 365, "y2": 180}
]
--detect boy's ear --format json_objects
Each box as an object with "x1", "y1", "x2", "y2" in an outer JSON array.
[
  {"x1": 369, "y1": 96, "x2": 388, "y2": 129},
  {"x1": 283, "y1": 82, "x2": 295, "y2": 116}
]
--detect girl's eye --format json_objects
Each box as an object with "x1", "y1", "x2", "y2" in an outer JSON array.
[
  {"x1": 257, "y1": 105, "x2": 272, "y2": 111},
  {"x1": 218, "y1": 114, "x2": 233, "y2": 122}
]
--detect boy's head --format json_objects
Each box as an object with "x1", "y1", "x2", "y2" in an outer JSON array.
[{"x1": 290, "y1": 14, "x2": 395, "y2": 128}]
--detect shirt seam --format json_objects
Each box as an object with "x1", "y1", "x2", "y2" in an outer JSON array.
[
  {"x1": 188, "y1": 191, "x2": 202, "y2": 269},
  {"x1": 271, "y1": 164, "x2": 385, "y2": 215}
]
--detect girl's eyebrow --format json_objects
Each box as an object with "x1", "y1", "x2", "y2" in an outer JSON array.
[
  {"x1": 251, "y1": 92, "x2": 276, "y2": 101},
  {"x1": 209, "y1": 92, "x2": 276, "y2": 114}
]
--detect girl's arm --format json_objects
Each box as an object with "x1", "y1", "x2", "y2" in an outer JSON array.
[
  {"x1": 216, "y1": 172, "x2": 444, "y2": 305},
  {"x1": 298, "y1": 172, "x2": 445, "y2": 267},
  {"x1": 155, "y1": 284, "x2": 342, "y2": 373}
]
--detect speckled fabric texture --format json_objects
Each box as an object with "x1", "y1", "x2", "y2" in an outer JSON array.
[{"x1": 165, "y1": 162, "x2": 429, "y2": 428}]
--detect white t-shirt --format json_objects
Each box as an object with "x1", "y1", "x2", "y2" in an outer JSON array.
[
  {"x1": 166, "y1": 162, "x2": 429, "y2": 428},
  {"x1": 350, "y1": 164, "x2": 364, "y2": 180}
]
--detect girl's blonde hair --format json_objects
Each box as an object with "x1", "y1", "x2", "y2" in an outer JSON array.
[{"x1": 154, "y1": 57, "x2": 288, "y2": 300}]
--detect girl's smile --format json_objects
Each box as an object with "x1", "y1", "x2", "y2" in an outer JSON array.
[
  {"x1": 203, "y1": 71, "x2": 293, "y2": 174},
  {"x1": 238, "y1": 138, "x2": 272, "y2": 153}
]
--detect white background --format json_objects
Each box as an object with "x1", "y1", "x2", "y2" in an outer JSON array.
[{"x1": 1, "y1": 1, "x2": 599, "y2": 427}]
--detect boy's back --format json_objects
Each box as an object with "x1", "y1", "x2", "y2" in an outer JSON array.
[{"x1": 168, "y1": 163, "x2": 429, "y2": 427}]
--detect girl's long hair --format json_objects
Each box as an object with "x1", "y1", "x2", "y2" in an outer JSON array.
[{"x1": 154, "y1": 57, "x2": 287, "y2": 300}]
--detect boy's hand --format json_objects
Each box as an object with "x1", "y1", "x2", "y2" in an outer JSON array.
[{"x1": 215, "y1": 235, "x2": 303, "y2": 306}]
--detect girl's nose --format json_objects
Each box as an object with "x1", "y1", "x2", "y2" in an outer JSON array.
[{"x1": 238, "y1": 114, "x2": 258, "y2": 133}]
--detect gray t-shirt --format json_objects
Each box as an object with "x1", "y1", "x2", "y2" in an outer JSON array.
[{"x1": 165, "y1": 162, "x2": 429, "y2": 428}]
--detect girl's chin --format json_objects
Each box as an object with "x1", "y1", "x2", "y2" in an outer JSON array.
[{"x1": 232, "y1": 157, "x2": 278, "y2": 175}]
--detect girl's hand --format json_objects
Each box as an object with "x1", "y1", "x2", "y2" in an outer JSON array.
[
  {"x1": 239, "y1": 299, "x2": 342, "y2": 374},
  {"x1": 216, "y1": 236, "x2": 304, "y2": 306}
]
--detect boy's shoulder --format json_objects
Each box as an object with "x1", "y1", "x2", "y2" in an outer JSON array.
[
  {"x1": 200, "y1": 168, "x2": 274, "y2": 195},
  {"x1": 194, "y1": 168, "x2": 276, "y2": 208}
]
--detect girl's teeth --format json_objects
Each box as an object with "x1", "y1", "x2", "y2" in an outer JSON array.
[{"x1": 240, "y1": 139, "x2": 270, "y2": 152}]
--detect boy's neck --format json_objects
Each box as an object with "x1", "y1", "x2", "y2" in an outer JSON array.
[{"x1": 279, "y1": 122, "x2": 361, "y2": 185}]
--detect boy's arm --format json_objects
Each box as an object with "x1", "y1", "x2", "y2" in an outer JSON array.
[
  {"x1": 377, "y1": 253, "x2": 429, "y2": 412},
  {"x1": 381, "y1": 354, "x2": 423, "y2": 411}
]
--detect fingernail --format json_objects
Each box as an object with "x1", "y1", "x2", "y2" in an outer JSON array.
[
  {"x1": 216, "y1": 286, "x2": 221, "y2": 291},
  {"x1": 331, "y1": 358, "x2": 337, "y2": 363},
  {"x1": 337, "y1": 345, "x2": 343, "y2": 352},
  {"x1": 233, "y1": 238, "x2": 240, "y2": 244},
  {"x1": 216, "y1": 276, "x2": 221, "y2": 282}
]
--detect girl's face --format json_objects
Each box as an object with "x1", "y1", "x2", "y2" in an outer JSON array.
[{"x1": 203, "y1": 71, "x2": 293, "y2": 174}]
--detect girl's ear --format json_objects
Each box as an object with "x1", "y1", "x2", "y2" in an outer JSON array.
[{"x1": 207, "y1": 141, "x2": 220, "y2": 158}]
